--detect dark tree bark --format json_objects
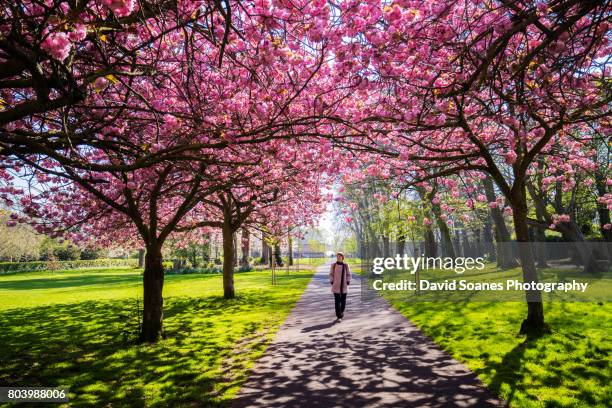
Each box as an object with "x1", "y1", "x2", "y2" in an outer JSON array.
[
  {"x1": 452, "y1": 233, "x2": 462, "y2": 256},
  {"x1": 138, "y1": 248, "x2": 145, "y2": 268},
  {"x1": 274, "y1": 244, "x2": 283, "y2": 266},
  {"x1": 483, "y1": 216, "x2": 495, "y2": 260},
  {"x1": 396, "y1": 232, "x2": 406, "y2": 255},
  {"x1": 232, "y1": 232, "x2": 238, "y2": 268},
  {"x1": 532, "y1": 226, "x2": 549, "y2": 268},
  {"x1": 261, "y1": 232, "x2": 270, "y2": 265},
  {"x1": 382, "y1": 235, "x2": 390, "y2": 257},
  {"x1": 202, "y1": 232, "x2": 211, "y2": 263},
  {"x1": 240, "y1": 229, "x2": 250, "y2": 267},
  {"x1": 484, "y1": 176, "x2": 518, "y2": 268},
  {"x1": 528, "y1": 178, "x2": 602, "y2": 272},
  {"x1": 432, "y1": 204, "x2": 456, "y2": 258},
  {"x1": 474, "y1": 228, "x2": 483, "y2": 257},
  {"x1": 461, "y1": 229, "x2": 473, "y2": 257},
  {"x1": 222, "y1": 221, "x2": 235, "y2": 299},
  {"x1": 423, "y1": 224, "x2": 437, "y2": 257},
  {"x1": 140, "y1": 243, "x2": 165, "y2": 342},
  {"x1": 510, "y1": 185, "x2": 547, "y2": 335},
  {"x1": 288, "y1": 235, "x2": 294, "y2": 266},
  {"x1": 595, "y1": 172, "x2": 612, "y2": 242}
]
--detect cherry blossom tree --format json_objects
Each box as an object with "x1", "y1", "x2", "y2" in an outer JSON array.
[
  {"x1": 0, "y1": 0, "x2": 233, "y2": 157},
  {"x1": 3, "y1": 0, "x2": 344, "y2": 342},
  {"x1": 331, "y1": 0, "x2": 612, "y2": 333}
]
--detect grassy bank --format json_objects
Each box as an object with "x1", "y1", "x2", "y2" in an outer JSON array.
[
  {"x1": 0, "y1": 266, "x2": 315, "y2": 407},
  {"x1": 380, "y1": 265, "x2": 611, "y2": 407}
]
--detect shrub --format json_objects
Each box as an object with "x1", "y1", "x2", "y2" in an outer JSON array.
[
  {"x1": 165, "y1": 266, "x2": 222, "y2": 275},
  {"x1": 0, "y1": 259, "x2": 139, "y2": 274}
]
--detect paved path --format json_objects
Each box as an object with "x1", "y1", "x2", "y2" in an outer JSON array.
[{"x1": 232, "y1": 263, "x2": 503, "y2": 407}]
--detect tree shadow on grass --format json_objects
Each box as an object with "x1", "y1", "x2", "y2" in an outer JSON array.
[
  {"x1": 0, "y1": 292, "x2": 281, "y2": 407},
  {"x1": 395, "y1": 301, "x2": 611, "y2": 408}
]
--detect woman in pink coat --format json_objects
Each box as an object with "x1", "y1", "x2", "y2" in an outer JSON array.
[{"x1": 329, "y1": 252, "x2": 351, "y2": 322}]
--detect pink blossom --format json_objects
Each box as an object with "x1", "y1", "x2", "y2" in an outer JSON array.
[
  {"x1": 558, "y1": 214, "x2": 571, "y2": 223},
  {"x1": 101, "y1": 0, "x2": 135, "y2": 17},
  {"x1": 41, "y1": 32, "x2": 71, "y2": 61},
  {"x1": 94, "y1": 77, "x2": 109, "y2": 90},
  {"x1": 68, "y1": 24, "x2": 87, "y2": 42},
  {"x1": 505, "y1": 150, "x2": 517, "y2": 164}
]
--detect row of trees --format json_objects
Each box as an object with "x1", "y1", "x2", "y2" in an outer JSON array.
[
  {"x1": 329, "y1": 0, "x2": 612, "y2": 334},
  {"x1": 1, "y1": 0, "x2": 339, "y2": 342},
  {"x1": 1, "y1": 1, "x2": 611, "y2": 340},
  {"x1": 338, "y1": 170, "x2": 610, "y2": 269}
]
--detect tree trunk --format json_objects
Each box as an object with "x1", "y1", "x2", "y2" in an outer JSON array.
[
  {"x1": 595, "y1": 172, "x2": 612, "y2": 242},
  {"x1": 484, "y1": 177, "x2": 518, "y2": 268},
  {"x1": 138, "y1": 248, "x2": 145, "y2": 268},
  {"x1": 533, "y1": 226, "x2": 549, "y2": 268},
  {"x1": 474, "y1": 228, "x2": 483, "y2": 257},
  {"x1": 232, "y1": 233, "x2": 238, "y2": 268},
  {"x1": 432, "y1": 205, "x2": 456, "y2": 258},
  {"x1": 453, "y1": 233, "x2": 462, "y2": 256},
  {"x1": 202, "y1": 233, "x2": 211, "y2": 263},
  {"x1": 288, "y1": 235, "x2": 294, "y2": 266},
  {"x1": 140, "y1": 243, "x2": 165, "y2": 343},
  {"x1": 483, "y1": 216, "x2": 495, "y2": 261},
  {"x1": 424, "y1": 225, "x2": 437, "y2": 257},
  {"x1": 396, "y1": 233, "x2": 406, "y2": 255},
  {"x1": 240, "y1": 229, "x2": 250, "y2": 267},
  {"x1": 274, "y1": 244, "x2": 283, "y2": 266},
  {"x1": 555, "y1": 220, "x2": 602, "y2": 273},
  {"x1": 261, "y1": 233, "x2": 270, "y2": 265},
  {"x1": 222, "y1": 222, "x2": 235, "y2": 299},
  {"x1": 382, "y1": 235, "x2": 390, "y2": 257},
  {"x1": 461, "y1": 229, "x2": 472, "y2": 257},
  {"x1": 510, "y1": 186, "x2": 547, "y2": 335}
]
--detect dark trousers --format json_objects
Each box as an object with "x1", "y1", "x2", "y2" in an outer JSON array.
[{"x1": 334, "y1": 293, "x2": 347, "y2": 318}]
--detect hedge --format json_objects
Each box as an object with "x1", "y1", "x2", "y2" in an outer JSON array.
[{"x1": 0, "y1": 258, "x2": 139, "y2": 274}]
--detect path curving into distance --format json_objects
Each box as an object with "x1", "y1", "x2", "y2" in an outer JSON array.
[{"x1": 232, "y1": 262, "x2": 503, "y2": 408}]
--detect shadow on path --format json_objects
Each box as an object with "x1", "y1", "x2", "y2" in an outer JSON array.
[{"x1": 233, "y1": 264, "x2": 503, "y2": 407}]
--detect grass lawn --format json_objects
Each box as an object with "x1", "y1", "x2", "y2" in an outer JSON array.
[
  {"x1": 380, "y1": 265, "x2": 611, "y2": 407},
  {"x1": 0, "y1": 265, "x2": 316, "y2": 407}
]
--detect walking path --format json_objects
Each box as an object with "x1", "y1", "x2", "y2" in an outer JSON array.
[{"x1": 232, "y1": 263, "x2": 502, "y2": 407}]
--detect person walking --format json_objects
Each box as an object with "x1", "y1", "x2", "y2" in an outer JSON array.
[{"x1": 329, "y1": 252, "x2": 351, "y2": 322}]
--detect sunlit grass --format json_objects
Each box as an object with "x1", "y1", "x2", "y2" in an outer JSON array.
[
  {"x1": 0, "y1": 266, "x2": 315, "y2": 407},
  {"x1": 382, "y1": 264, "x2": 611, "y2": 408}
]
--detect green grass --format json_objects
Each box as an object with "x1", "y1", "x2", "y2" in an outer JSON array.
[
  {"x1": 0, "y1": 266, "x2": 314, "y2": 407},
  {"x1": 380, "y1": 264, "x2": 611, "y2": 408}
]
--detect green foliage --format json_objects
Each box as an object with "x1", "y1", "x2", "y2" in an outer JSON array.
[
  {"x1": 0, "y1": 211, "x2": 43, "y2": 261},
  {"x1": 80, "y1": 247, "x2": 102, "y2": 260},
  {"x1": 165, "y1": 266, "x2": 223, "y2": 275},
  {"x1": 237, "y1": 264, "x2": 253, "y2": 272},
  {"x1": 0, "y1": 267, "x2": 313, "y2": 406},
  {"x1": 0, "y1": 259, "x2": 139, "y2": 274}
]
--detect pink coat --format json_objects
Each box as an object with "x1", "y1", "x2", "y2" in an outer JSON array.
[{"x1": 329, "y1": 262, "x2": 351, "y2": 294}]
